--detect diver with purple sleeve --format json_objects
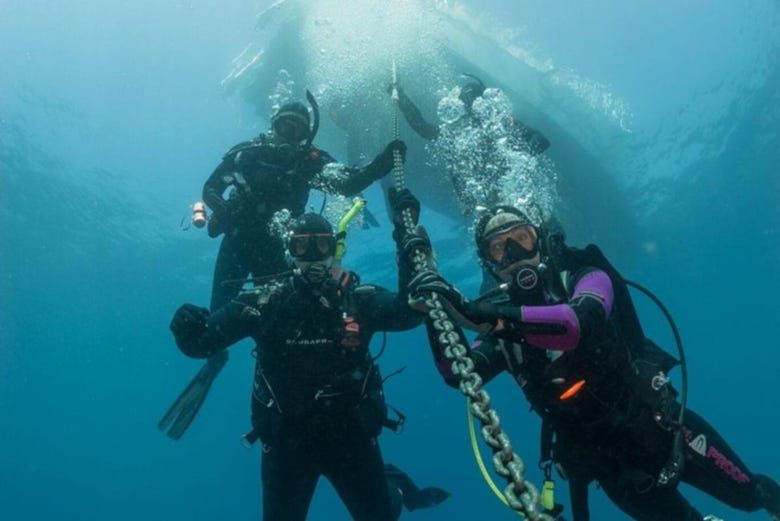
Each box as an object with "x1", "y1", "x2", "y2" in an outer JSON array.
[{"x1": 393, "y1": 187, "x2": 780, "y2": 521}]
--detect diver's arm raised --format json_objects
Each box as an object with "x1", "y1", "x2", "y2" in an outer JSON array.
[
  {"x1": 396, "y1": 87, "x2": 440, "y2": 140},
  {"x1": 510, "y1": 117, "x2": 550, "y2": 156},
  {"x1": 356, "y1": 248, "x2": 424, "y2": 332},
  {"x1": 355, "y1": 192, "x2": 424, "y2": 332},
  {"x1": 313, "y1": 140, "x2": 407, "y2": 196}
]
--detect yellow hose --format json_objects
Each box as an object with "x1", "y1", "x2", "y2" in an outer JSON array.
[
  {"x1": 334, "y1": 197, "x2": 366, "y2": 262},
  {"x1": 467, "y1": 402, "x2": 526, "y2": 518}
]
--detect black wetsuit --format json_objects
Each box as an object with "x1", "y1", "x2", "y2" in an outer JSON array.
[
  {"x1": 203, "y1": 135, "x2": 393, "y2": 310},
  {"x1": 425, "y1": 255, "x2": 780, "y2": 520},
  {"x1": 397, "y1": 87, "x2": 549, "y2": 155},
  {"x1": 174, "y1": 262, "x2": 423, "y2": 521}
]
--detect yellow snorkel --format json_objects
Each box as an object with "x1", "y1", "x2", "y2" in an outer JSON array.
[{"x1": 334, "y1": 197, "x2": 366, "y2": 265}]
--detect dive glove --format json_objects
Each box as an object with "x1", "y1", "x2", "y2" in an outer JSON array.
[
  {"x1": 407, "y1": 269, "x2": 500, "y2": 329},
  {"x1": 371, "y1": 139, "x2": 407, "y2": 176},
  {"x1": 170, "y1": 304, "x2": 210, "y2": 347},
  {"x1": 395, "y1": 226, "x2": 432, "y2": 260},
  {"x1": 386, "y1": 82, "x2": 404, "y2": 97},
  {"x1": 388, "y1": 187, "x2": 420, "y2": 227}
]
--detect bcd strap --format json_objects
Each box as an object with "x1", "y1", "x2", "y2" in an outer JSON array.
[
  {"x1": 540, "y1": 417, "x2": 555, "y2": 467},
  {"x1": 383, "y1": 405, "x2": 406, "y2": 434},
  {"x1": 240, "y1": 428, "x2": 261, "y2": 448}
]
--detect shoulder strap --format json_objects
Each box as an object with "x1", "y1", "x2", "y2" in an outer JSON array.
[
  {"x1": 333, "y1": 269, "x2": 360, "y2": 316},
  {"x1": 540, "y1": 417, "x2": 554, "y2": 467},
  {"x1": 223, "y1": 136, "x2": 265, "y2": 161}
]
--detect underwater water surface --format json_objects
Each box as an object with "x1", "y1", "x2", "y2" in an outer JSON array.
[{"x1": 1, "y1": 1, "x2": 778, "y2": 520}]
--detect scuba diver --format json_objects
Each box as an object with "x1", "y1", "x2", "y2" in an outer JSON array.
[
  {"x1": 204, "y1": 95, "x2": 406, "y2": 310},
  {"x1": 158, "y1": 94, "x2": 406, "y2": 440},
  {"x1": 391, "y1": 74, "x2": 550, "y2": 214},
  {"x1": 169, "y1": 210, "x2": 450, "y2": 521},
  {"x1": 396, "y1": 191, "x2": 780, "y2": 521}
]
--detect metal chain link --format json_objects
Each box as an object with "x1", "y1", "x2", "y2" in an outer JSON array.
[{"x1": 391, "y1": 137, "x2": 552, "y2": 519}]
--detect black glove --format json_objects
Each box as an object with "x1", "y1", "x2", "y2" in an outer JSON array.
[
  {"x1": 388, "y1": 187, "x2": 420, "y2": 227},
  {"x1": 396, "y1": 225, "x2": 432, "y2": 259},
  {"x1": 386, "y1": 80, "x2": 407, "y2": 97},
  {"x1": 170, "y1": 304, "x2": 210, "y2": 345},
  {"x1": 207, "y1": 197, "x2": 243, "y2": 237},
  {"x1": 408, "y1": 270, "x2": 501, "y2": 329},
  {"x1": 207, "y1": 211, "x2": 227, "y2": 238},
  {"x1": 371, "y1": 139, "x2": 407, "y2": 176},
  {"x1": 385, "y1": 139, "x2": 407, "y2": 163},
  {"x1": 408, "y1": 269, "x2": 466, "y2": 307}
]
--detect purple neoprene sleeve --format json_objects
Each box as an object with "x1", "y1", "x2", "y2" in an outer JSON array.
[
  {"x1": 522, "y1": 270, "x2": 614, "y2": 350},
  {"x1": 571, "y1": 270, "x2": 614, "y2": 315}
]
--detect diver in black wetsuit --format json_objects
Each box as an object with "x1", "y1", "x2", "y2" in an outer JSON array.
[
  {"x1": 169, "y1": 211, "x2": 449, "y2": 521},
  {"x1": 392, "y1": 75, "x2": 549, "y2": 213},
  {"x1": 158, "y1": 97, "x2": 406, "y2": 441},
  {"x1": 203, "y1": 96, "x2": 406, "y2": 310},
  {"x1": 392, "y1": 76, "x2": 550, "y2": 295},
  {"x1": 397, "y1": 193, "x2": 780, "y2": 521}
]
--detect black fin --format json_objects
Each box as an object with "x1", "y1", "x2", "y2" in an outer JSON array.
[
  {"x1": 362, "y1": 207, "x2": 380, "y2": 229},
  {"x1": 157, "y1": 351, "x2": 229, "y2": 440},
  {"x1": 385, "y1": 464, "x2": 451, "y2": 512}
]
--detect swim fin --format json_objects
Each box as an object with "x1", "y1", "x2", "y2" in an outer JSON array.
[
  {"x1": 157, "y1": 351, "x2": 229, "y2": 440},
  {"x1": 362, "y1": 206, "x2": 380, "y2": 229},
  {"x1": 385, "y1": 463, "x2": 451, "y2": 512}
]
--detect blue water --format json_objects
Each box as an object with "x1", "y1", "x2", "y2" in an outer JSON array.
[{"x1": 1, "y1": 1, "x2": 778, "y2": 520}]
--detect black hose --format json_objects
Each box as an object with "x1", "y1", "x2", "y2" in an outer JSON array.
[
  {"x1": 305, "y1": 89, "x2": 320, "y2": 148},
  {"x1": 372, "y1": 331, "x2": 388, "y2": 361},
  {"x1": 319, "y1": 193, "x2": 328, "y2": 215},
  {"x1": 220, "y1": 269, "x2": 296, "y2": 290},
  {"x1": 625, "y1": 279, "x2": 688, "y2": 486}
]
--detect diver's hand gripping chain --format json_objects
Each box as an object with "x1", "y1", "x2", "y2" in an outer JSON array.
[{"x1": 392, "y1": 145, "x2": 552, "y2": 520}]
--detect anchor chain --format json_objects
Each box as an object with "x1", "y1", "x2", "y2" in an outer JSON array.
[{"x1": 390, "y1": 69, "x2": 552, "y2": 518}]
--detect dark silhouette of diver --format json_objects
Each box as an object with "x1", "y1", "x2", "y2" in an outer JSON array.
[
  {"x1": 170, "y1": 211, "x2": 449, "y2": 521},
  {"x1": 204, "y1": 95, "x2": 404, "y2": 310},
  {"x1": 158, "y1": 93, "x2": 406, "y2": 438},
  {"x1": 397, "y1": 189, "x2": 779, "y2": 521},
  {"x1": 393, "y1": 74, "x2": 549, "y2": 214}
]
